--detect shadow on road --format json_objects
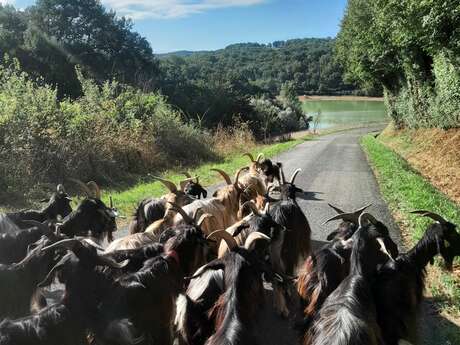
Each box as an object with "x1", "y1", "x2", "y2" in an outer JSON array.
[{"x1": 297, "y1": 191, "x2": 324, "y2": 202}]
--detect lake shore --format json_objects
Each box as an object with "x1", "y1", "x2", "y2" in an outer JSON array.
[{"x1": 300, "y1": 95, "x2": 384, "y2": 102}]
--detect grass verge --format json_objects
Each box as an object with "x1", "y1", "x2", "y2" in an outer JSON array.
[
  {"x1": 361, "y1": 134, "x2": 460, "y2": 342},
  {"x1": 103, "y1": 135, "x2": 309, "y2": 219}
]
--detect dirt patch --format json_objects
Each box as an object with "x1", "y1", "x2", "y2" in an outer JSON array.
[
  {"x1": 381, "y1": 125, "x2": 460, "y2": 205},
  {"x1": 299, "y1": 95, "x2": 384, "y2": 102}
]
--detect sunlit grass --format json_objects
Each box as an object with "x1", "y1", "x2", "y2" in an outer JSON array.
[{"x1": 361, "y1": 134, "x2": 460, "y2": 342}]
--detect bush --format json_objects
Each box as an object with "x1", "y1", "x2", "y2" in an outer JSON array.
[{"x1": 0, "y1": 57, "x2": 214, "y2": 196}]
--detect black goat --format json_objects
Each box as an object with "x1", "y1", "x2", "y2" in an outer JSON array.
[
  {"x1": 0, "y1": 235, "x2": 59, "y2": 319},
  {"x1": 176, "y1": 230, "x2": 277, "y2": 345},
  {"x1": 296, "y1": 204, "x2": 372, "y2": 325},
  {"x1": 96, "y1": 212, "x2": 212, "y2": 345},
  {"x1": 305, "y1": 215, "x2": 397, "y2": 345},
  {"x1": 269, "y1": 167, "x2": 311, "y2": 275},
  {"x1": 0, "y1": 184, "x2": 72, "y2": 233},
  {"x1": 58, "y1": 181, "x2": 119, "y2": 242},
  {"x1": 0, "y1": 220, "x2": 55, "y2": 264},
  {"x1": 0, "y1": 238, "x2": 126, "y2": 345},
  {"x1": 101, "y1": 242, "x2": 165, "y2": 279},
  {"x1": 128, "y1": 175, "x2": 203, "y2": 234},
  {"x1": 374, "y1": 211, "x2": 460, "y2": 345},
  {"x1": 259, "y1": 159, "x2": 281, "y2": 183}
]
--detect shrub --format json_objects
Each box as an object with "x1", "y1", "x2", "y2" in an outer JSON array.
[{"x1": 0, "y1": 57, "x2": 214, "y2": 196}]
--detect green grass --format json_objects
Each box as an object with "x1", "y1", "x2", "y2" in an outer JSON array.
[
  {"x1": 361, "y1": 135, "x2": 460, "y2": 343},
  {"x1": 102, "y1": 136, "x2": 310, "y2": 219}
]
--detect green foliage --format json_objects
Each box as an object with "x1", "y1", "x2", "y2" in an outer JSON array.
[
  {"x1": 0, "y1": 0, "x2": 159, "y2": 98},
  {"x1": 361, "y1": 135, "x2": 460, "y2": 319},
  {"x1": 337, "y1": 0, "x2": 460, "y2": 129},
  {"x1": 159, "y1": 38, "x2": 359, "y2": 132},
  {"x1": 0, "y1": 58, "x2": 213, "y2": 196}
]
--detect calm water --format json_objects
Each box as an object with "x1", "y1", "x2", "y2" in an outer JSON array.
[{"x1": 302, "y1": 100, "x2": 388, "y2": 129}]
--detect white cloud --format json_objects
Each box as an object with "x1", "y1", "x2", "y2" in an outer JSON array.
[
  {"x1": 102, "y1": 0, "x2": 267, "y2": 20},
  {"x1": 0, "y1": 0, "x2": 14, "y2": 5}
]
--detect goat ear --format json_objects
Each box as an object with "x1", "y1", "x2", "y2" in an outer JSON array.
[{"x1": 201, "y1": 189, "x2": 207, "y2": 198}]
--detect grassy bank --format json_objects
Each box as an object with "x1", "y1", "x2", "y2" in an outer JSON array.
[
  {"x1": 361, "y1": 134, "x2": 460, "y2": 341},
  {"x1": 103, "y1": 135, "x2": 308, "y2": 220}
]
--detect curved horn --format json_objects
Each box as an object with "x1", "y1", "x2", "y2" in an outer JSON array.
[
  {"x1": 96, "y1": 256, "x2": 130, "y2": 269},
  {"x1": 179, "y1": 177, "x2": 199, "y2": 191},
  {"x1": 278, "y1": 163, "x2": 286, "y2": 184},
  {"x1": 234, "y1": 166, "x2": 248, "y2": 187},
  {"x1": 256, "y1": 153, "x2": 264, "y2": 163},
  {"x1": 41, "y1": 238, "x2": 81, "y2": 253},
  {"x1": 109, "y1": 196, "x2": 114, "y2": 209},
  {"x1": 244, "y1": 231, "x2": 271, "y2": 250},
  {"x1": 197, "y1": 213, "x2": 214, "y2": 227},
  {"x1": 192, "y1": 207, "x2": 202, "y2": 223},
  {"x1": 376, "y1": 238, "x2": 395, "y2": 261},
  {"x1": 181, "y1": 171, "x2": 192, "y2": 178},
  {"x1": 152, "y1": 176, "x2": 177, "y2": 193},
  {"x1": 327, "y1": 203, "x2": 345, "y2": 214},
  {"x1": 290, "y1": 168, "x2": 301, "y2": 184},
  {"x1": 241, "y1": 201, "x2": 261, "y2": 217},
  {"x1": 410, "y1": 210, "x2": 448, "y2": 224},
  {"x1": 38, "y1": 253, "x2": 73, "y2": 287},
  {"x1": 211, "y1": 168, "x2": 232, "y2": 185},
  {"x1": 207, "y1": 230, "x2": 238, "y2": 251},
  {"x1": 69, "y1": 178, "x2": 92, "y2": 197},
  {"x1": 358, "y1": 212, "x2": 379, "y2": 228},
  {"x1": 323, "y1": 204, "x2": 372, "y2": 225},
  {"x1": 167, "y1": 202, "x2": 193, "y2": 224},
  {"x1": 243, "y1": 153, "x2": 255, "y2": 162},
  {"x1": 56, "y1": 184, "x2": 65, "y2": 194}
]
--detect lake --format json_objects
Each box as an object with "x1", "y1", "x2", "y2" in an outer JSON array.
[{"x1": 301, "y1": 98, "x2": 388, "y2": 129}]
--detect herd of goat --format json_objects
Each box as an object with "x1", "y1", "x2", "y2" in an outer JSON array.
[{"x1": 0, "y1": 152, "x2": 459, "y2": 345}]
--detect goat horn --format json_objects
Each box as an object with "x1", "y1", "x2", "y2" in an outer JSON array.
[
  {"x1": 167, "y1": 202, "x2": 193, "y2": 224},
  {"x1": 244, "y1": 231, "x2": 271, "y2": 250},
  {"x1": 323, "y1": 203, "x2": 372, "y2": 225},
  {"x1": 241, "y1": 201, "x2": 261, "y2": 217},
  {"x1": 243, "y1": 153, "x2": 255, "y2": 162},
  {"x1": 192, "y1": 207, "x2": 202, "y2": 223},
  {"x1": 234, "y1": 166, "x2": 248, "y2": 187},
  {"x1": 197, "y1": 213, "x2": 214, "y2": 227},
  {"x1": 323, "y1": 213, "x2": 358, "y2": 225},
  {"x1": 41, "y1": 238, "x2": 81, "y2": 253},
  {"x1": 410, "y1": 210, "x2": 448, "y2": 224},
  {"x1": 152, "y1": 176, "x2": 177, "y2": 193},
  {"x1": 278, "y1": 163, "x2": 286, "y2": 184},
  {"x1": 96, "y1": 256, "x2": 129, "y2": 269},
  {"x1": 376, "y1": 238, "x2": 395, "y2": 261},
  {"x1": 179, "y1": 177, "x2": 199, "y2": 191},
  {"x1": 211, "y1": 168, "x2": 232, "y2": 185},
  {"x1": 207, "y1": 230, "x2": 238, "y2": 250},
  {"x1": 358, "y1": 212, "x2": 378, "y2": 228},
  {"x1": 256, "y1": 153, "x2": 264, "y2": 163},
  {"x1": 109, "y1": 196, "x2": 113, "y2": 209},
  {"x1": 38, "y1": 252, "x2": 73, "y2": 287},
  {"x1": 290, "y1": 168, "x2": 301, "y2": 184},
  {"x1": 327, "y1": 203, "x2": 345, "y2": 214},
  {"x1": 69, "y1": 178, "x2": 92, "y2": 197},
  {"x1": 56, "y1": 184, "x2": 65, "y2": 194},
  {"x1": 181, "y1": 171, "x2": 192, "y2": 178}
]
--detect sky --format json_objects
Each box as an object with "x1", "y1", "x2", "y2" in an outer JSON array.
[{"x1": 9, "y1": 0, "x2": 348, "y2": 53}]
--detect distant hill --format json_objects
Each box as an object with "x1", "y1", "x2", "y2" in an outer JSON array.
[
  {"x1": 160, "y1": 38, "x2": 359, "y2": 96},
  {"x1": 157, "y1": 50, "x2": 209, "y2": 59}
]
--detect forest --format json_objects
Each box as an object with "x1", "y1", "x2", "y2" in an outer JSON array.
[{"x1": 336, "y1": 0, "x2": 460, "y2": 129}]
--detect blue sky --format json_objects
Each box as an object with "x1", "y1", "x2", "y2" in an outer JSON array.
[{"x1": 9, "y1": 0, "x2": 348, "y2": 53}]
